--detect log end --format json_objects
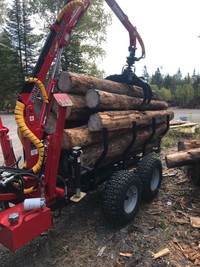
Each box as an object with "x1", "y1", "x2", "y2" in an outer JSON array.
[
  {"x1": 86, "y1": 89, "x2": 100, "y2": 109},
  {"x1": 88, "y1": 113, "x2": 102, "y2": 132},
  {"x1": 58, "y1": 72, "x2": 72, "y2": 92}
]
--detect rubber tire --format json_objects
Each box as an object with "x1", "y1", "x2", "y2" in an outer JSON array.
[
  {"x1": 137, "y1": 156, "x2": 162, "y2": 202},
  {"x1": 102, "y1": 170, "x2": 142, "y2": 224}
]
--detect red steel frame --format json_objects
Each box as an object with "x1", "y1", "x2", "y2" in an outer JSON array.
[{"x1": 0, "y1": 0, "x2": 144, "y2": 251}]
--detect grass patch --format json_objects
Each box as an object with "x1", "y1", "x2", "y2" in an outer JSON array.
[{"x1": 161, "y1": 129, "x2": 200, "y2": 149}]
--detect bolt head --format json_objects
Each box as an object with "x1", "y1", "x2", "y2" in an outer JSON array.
[{"x1": 8, "y1": 213, "x2": 19, "y2": 223}]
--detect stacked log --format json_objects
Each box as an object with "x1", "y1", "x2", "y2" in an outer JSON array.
[{"x1": 46, "y1": 71, "x2": 174, "y2": 167}]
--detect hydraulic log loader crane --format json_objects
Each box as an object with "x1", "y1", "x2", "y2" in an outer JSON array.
[{"x1": 0, "y1": 0, "x2": 161, "y2": 251}]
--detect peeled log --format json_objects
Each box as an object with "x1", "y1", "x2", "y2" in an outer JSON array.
[
  {"x1": 82, "y1": 124, "x2": 166, "y2": 167},
  {"x1": 165, "y1": 148, "x2": 200, "y2": 168},
  {"x1": 58, "y1": 71, "x2": 158, "y2": 99},
  {"x1": 52, "y1": 94, "x2": 91, "y2": 121},
  {"x1": 178, "y1": 140, "x2": 200, "y2": 151},
  {"x1": 86, "y1": 90, "x2": 168, "y2": 111},
  {"x1": 88, "y1": 110, "x2": 174, "y2": 132},
  {"x1": 62, "y1": 126, "x2": 129, "y2": 149}
]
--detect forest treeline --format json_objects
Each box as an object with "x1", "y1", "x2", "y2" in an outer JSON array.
[
  {"x1": 144, "y1": 66, "x2": 200, "y2": 107},
  {"x1": 0, "y1": 0, "x2": 199, "y2": 111}
]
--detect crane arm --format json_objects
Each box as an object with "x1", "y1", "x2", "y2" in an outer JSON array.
[{"x1": 105, "y1": 0, "x2": 145, "y2": 61}]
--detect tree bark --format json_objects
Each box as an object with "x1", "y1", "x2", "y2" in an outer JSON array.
[
  {"x1": 178, "y1": 140, "x2": 200, "y2": 151},
  {"x1": 165, "y1": 148, "x2": 200, "y2": 168},
  {"x1": 58, "y1": 71, "x2": 158, "y2": 99},
  {"x1": 86, "y1": 89, "x2": 168, "y2": 111},
  {"x1": 62, "y1": 126, "x2": 129, "y2": 149},
  {"x1": 81, "y1": 124, "x2": 166, "y2": 167},
  {"x1": 88, "y1": 110, "x2": 174, "y2": 132}
]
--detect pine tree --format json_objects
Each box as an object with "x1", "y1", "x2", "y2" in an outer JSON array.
[
  {"x1": 6, "y1": 0, "x2": 38, "y2": 77},
  {"x1": 6, "y1": 0, "x2": 23, "y2": 73},
  {"x1": 0, "y1": 31, "x2": 23, "y2": 110},
  {"x1": 142, "y1": 65, "x2": 150, "y2": 82},
  {"x1": 151, "y1": 68, "x2": 163, "y2": 89},
  {"x1": 0, "y1": 0, "x2": 7, "y2": 28}
]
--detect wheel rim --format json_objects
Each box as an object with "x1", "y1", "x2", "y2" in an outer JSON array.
[
  {"x1": 124, "y1": 185, "x2": 138, "y2": 214},
  {"x1": 150, "y1": 168, "x2": 160, "y2": 191}
]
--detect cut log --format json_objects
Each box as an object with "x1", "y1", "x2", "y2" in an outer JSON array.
[
  {"x1": 86, "y1": 90, "x2": 168, "y2": 111},
  {"x1": 81, "y1": 124, "x2": 166, "y2": 167},
  {"x1": 165, "y1": 148, "x2": 200, "y2": 168},
  {"x1": 52, "y1": 94, "x2": 91, "y2": 121},
  {"x1": 88, "y1": 110, "x2": 174, "y2": 132},
  {"x1": 62, "y1": 126, "x2": 129, "y2": 149},
  {"x1": 58, "y1": 71, "x2": 158, "y2": 99},
  {"x1": 178, "y1": 140, "x2": 200, "y2": 151}
]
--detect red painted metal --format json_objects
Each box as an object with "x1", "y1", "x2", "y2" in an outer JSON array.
[
  {"x1": 44, "y1": 94, "x2": 72, "y2": 204},
  {"x1": 0, "y1": 193, "x2": 20, "y2": 202},
  {"x1": 0, "y1": 116, "x2": 15, "y2": 166},
  {"x1": 105, "y1": 0, "x2": 137, "y2": 49},
  {"x1": 0, "y1": 203, "x2": 53, "y2": 251}
]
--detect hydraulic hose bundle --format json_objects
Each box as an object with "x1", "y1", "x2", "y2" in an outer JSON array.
[{"x1": 14, "y1": 78, "x2": 48, "y2": 174}]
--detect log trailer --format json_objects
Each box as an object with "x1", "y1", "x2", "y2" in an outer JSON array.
[{"x1": 0, "y1": 0, "x2": 167, "y2": 251}]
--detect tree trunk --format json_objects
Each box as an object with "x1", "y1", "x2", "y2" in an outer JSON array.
[
  {"x1": 58, "y1": 71, "x2": 158, "y2": 99},
  {"x1": 178, "y1": 140, "x2": 200, "y2": 151},
  {"x1": 62, "y1": 126, "x2": 129, "y2": 149},
  {"x1": 81, "y1": 124, "x2": 166, "y2": 167},
  {"x1": 165, "y1": 148, "x2": 200, "y2": 168},
  {"x1": 86, "y1": 89, "x2": 168, "y2": 111},
  {"x1": 88, "y1": 110, "x2": 174, "y2": 132}
]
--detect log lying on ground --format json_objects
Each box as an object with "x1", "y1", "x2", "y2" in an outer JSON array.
[
  {"x1": 86, "y1": 90, "x2": 168, "y2": 111},
  {"x1": 58, "y1": 71, "x2": 158, "y2": 99},
  {"x1": 88, "y1": 110, "x2": 174, "y2": 132},
  {"x1": 62, "y1": 126, "x2": 129, "y2": 149},
  {"x1": 165, "y1": 148, "x2": 200, "y2": 168},
  {"x1": 52, "y1": 94, "x2": 91, "y2": 121},
  {"x1": 178, "y1": 140, "x2": 200, "y2": 151},
  {"x1": 81, "y1": 124, "x2": 166, "y2": 167}
]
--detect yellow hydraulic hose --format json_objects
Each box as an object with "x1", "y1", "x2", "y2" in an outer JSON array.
[
  {"x1": 56, "y1": 0, "x2": 85, "y2": 22},
  {"x1": 25, "y1": 78, "x2": 49, "y2": 104},
  {"x1": 14, "y1": 78, "x2": 48, "y2": 174},
  {"x1": 136, "y1": 30, "x2": 145, "y2": 58},
  {"x1": 13, "y1": 181, "x2": 35, "y2": 194},
  {"x1": 14, "y1": 101, "x2": 45, "y2": 174}
]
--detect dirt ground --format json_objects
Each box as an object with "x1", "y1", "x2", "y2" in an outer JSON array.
[{"x1": 1, "y1": 145, "x2": 200, "y2": 267}]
